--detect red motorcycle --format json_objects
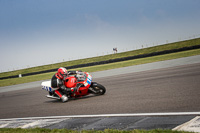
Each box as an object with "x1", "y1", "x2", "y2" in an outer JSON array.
[{"x1": 41, "y1": 72, "x2": 106, "y2": 102}]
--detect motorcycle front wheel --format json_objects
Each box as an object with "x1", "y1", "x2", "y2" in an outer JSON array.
[{"x1": 90, "y1": 82, "x2": 106, "y2": 95}]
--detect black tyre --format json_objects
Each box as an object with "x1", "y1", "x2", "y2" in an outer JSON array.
[
  {"x1": 49, "y1": 91, "x2": 53, "y2": 96},
  {"x1": 91, "y1": 82, "x2": 106, "y2": 95}
]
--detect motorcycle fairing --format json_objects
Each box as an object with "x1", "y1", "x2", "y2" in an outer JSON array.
[{"x1": 41, "y1": 81, "x2": 53, "y2": 92}]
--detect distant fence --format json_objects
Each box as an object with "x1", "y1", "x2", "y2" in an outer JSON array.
[{"x1": 1, "y1": 44, "x2": 200, "y2": 80}]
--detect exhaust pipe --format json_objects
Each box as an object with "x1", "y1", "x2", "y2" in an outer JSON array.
[{"x1": 46, "y1": 95, "x2": 60, "y2": 100}]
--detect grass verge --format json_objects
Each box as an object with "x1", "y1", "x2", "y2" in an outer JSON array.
[
  {"x1": 0, "y1": 48, "x2": 200, "y2": 87},
  {"x1": 0, "y1": 128, "x2": 193, "y2": 133}
]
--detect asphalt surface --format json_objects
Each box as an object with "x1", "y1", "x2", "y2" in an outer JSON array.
[{"x1": 0, "y1": 62, "x2": 200, "y2": 119}]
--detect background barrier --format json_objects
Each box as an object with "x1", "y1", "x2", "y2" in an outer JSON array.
[{"x1": 1, "y1": 44, "x2": 200, "y2": 80}]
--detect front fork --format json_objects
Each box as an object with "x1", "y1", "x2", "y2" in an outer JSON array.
[{"x1": 88, "y1": 82, "x2": 99, "y2": 94}]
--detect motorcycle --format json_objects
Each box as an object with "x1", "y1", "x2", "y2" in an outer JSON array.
[{"x1": 41, "y1": 72, "x2": 106, "y2": 102}]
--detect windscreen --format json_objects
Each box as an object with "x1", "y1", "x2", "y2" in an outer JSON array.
[{"x1": 76, "y1": 72, "x2": 87, "y2": 82}]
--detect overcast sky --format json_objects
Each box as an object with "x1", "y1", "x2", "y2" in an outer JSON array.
[{"x1": 0, "y1": 0, "x2": 200, "y2": 72}]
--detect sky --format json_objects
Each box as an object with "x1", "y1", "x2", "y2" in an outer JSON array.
[{"x1": 0, "y1": 0, "x2": 200, "y2": 72}]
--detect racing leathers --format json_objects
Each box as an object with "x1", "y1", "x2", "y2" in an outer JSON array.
[{"x1": 51, "y1": 70, "x2": 81, "y2": 102}]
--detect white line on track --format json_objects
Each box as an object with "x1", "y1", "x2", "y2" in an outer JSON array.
[{"x1": 1, "y1": 112, "x2": 200, "y2": 121}]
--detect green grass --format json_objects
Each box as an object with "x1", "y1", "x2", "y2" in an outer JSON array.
[
  {"x1": 0, "y1": 48, "x2": 200, "y2": 87},
  {"x1": 0, "y1": 37, "x2": 200, "y2": 78},
  {"x1": 0, "y1": 128, "x2": 193, "y2": 133}
]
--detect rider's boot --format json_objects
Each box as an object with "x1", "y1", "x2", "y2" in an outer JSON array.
[
  {"x1": 55, "y1": 90, "x2": 68, "y2": 102},
  {"x1": 61, "y1": 95, "x2": 68, "y2": 102}
]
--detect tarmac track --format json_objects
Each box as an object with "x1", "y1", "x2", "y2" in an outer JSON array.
[{"x1": 0, "y1": 62, "x2": 200, "y2": 119}]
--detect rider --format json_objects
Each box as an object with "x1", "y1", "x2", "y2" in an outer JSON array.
[{"x1": 51, "y1": 67, "x2": 81, "y2": 102}]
